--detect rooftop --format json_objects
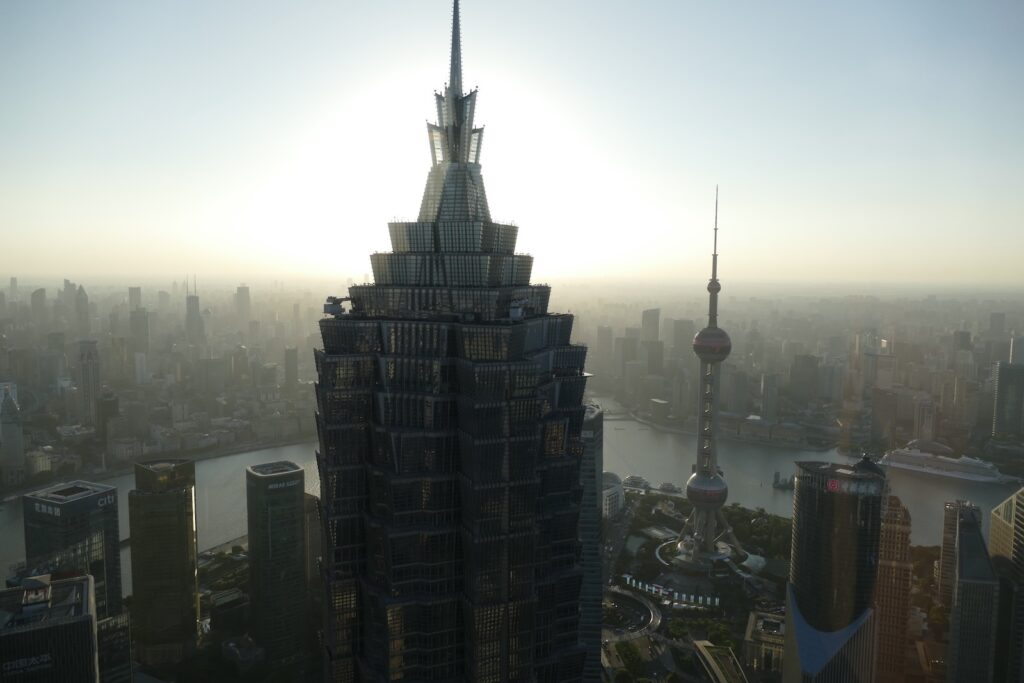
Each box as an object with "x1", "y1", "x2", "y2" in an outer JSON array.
[
  {"x1": 796, "y1": 460, "x2": 885, "y2": 481},
  {"x1": 0, "y1": 575, "x2": 93, "y2": 632},
  {"x1": 24, "y1": 480, "x2": 114, "y2": 504},
  {"x1": 248, "y1": 460, "x2": 302, "y2": 477}
]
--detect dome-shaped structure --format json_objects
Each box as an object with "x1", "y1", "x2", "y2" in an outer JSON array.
[
  {"x1": 693, "y1": 326, "x2": 732, "y2": 363},
  {"x1": 602, "y1": 471, "x2": 622, "y2": 489},
  {"x1": 685, "y1": 470, "x2": 729, "y2": 507}
]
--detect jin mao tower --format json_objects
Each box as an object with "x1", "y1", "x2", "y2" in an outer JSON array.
[{"x1": 315, "y1": 3, "x2": 589, "y2": 681}]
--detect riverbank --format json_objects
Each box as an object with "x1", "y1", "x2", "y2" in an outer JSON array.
[
  {"x1": 627, "y1": 411, "x2": 834, "y2": 452},
  {"x1": 2, "y1": 436, "x2": 316, "y2": 502}
]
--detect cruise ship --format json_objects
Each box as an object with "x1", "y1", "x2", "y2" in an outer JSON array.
[{"x1": 880, "y1": 440, "x2": 1019, "y2": 484}]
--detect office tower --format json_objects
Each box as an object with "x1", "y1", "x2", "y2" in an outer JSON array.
[
  {"x1": 939, "y1": 500, "x2": 979, "y2": 608},
  {"x1": 991, "y1": 312, "x2": 1007, "y2": 339},
  {"x1": 97, "y1": 612, "x2": 133, "y2": 683},
  {"x1": 784, "y1": 459, "x2": 885, "y2": 682},
  {"x1": 1, "y1": 389, "x2": 26, "y2": 487},
  {"x1": 1010, "y1": 333, "x2": 1024, "y2": 364},
  {"x1": 185, "y1": 285, "x2": 205, "y2": 345},
  {"x1": 128, "y1": 286, "x2": 142, "y2": 312},
  {"x1": 789, "y1": 354, "x2": 820, "y2": 404},
  {"x1": 284, "y1": 346, "x2": 299, "y2": 393},
  {"x1": 22, "y1": 481, "x2": 122, "y2": 618},
  {"x1": 95, "y1": 391, "x2": 120, "y2": 450},
  {"x1": 0, "y1": 575, "x2": 100, "y2": 681},
  {"x1": 129, "y1": 308, "x2": 150, "y2": 355},
  {"x1": 129, "y1": 460, "x2": 199, "y2": 665},
  {"x1": 677, "y1": 192, "x2": 743, "y2": 567},
  {"x1": 304, "y1": 492, "x2": 322, "y2": 594},
  {"x1": 579, "y1": 404, "x2": 604, "y2": 682},
  {"x1": 75, "y1": 285, "x2": 90, "y2": 337},
  {"x1": 876, "y1": 496, "x2": 912, "y2": 683},
  {"x1": 641, "y1": 307, "x2": 661, "y2": 342},
  {"x1": 990, "y1": 487, "x2": 1024, "y2": 682},
  {"x1": 246, "y1": 462, "x2": 306, "y2": 668},
  {"x1": 946, "y1": 508, "x2": 1000, "y2": 682},
  {"x1": 30, "y1": 287, "x2": 47, "y2": 327},
  {"x1": 235, "y1": 285, "x2": 252, "y2": 327},
  {"x1": 993, "y1": 362, "x2": 1024, "y2": 440},
  {"x1": 315, "y1": 4, "x2": 588, "y2": 679},
  {"x1": 760, "y1": 373, "x2": 779, "y2": 421},
  {"x1": 77, "y1": 340, "x2": 101, "y2": 425},
  {"x1": 671, "y1": 318, "x2": 696, "y2": 356},
  {"x1": 9, "y1": 276, "x2": 17, "y2": 300}
]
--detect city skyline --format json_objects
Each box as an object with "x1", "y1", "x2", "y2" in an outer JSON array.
[{"x1": 2, "y1": 1, "x2": 1023, "y2": 285}]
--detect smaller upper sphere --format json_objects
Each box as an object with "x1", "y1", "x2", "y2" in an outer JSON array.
[{"x1": 693, "y1": 326, "x2": 732, "y2": 363}]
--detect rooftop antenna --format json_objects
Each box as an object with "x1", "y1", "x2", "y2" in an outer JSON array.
[{"x1": 449, "y1": 0, "x2": 463, "y2": 96}]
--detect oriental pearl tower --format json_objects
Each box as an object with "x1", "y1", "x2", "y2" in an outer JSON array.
[{"x1": 677, "y1": 187, "x2": 744, "y2": 568}]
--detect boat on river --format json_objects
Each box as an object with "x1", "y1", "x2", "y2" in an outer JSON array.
[{"x1": 879, "y1": 440, "x2": 1019, "y2": 484}]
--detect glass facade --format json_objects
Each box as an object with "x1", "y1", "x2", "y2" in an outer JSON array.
[
  {"x1": 316, "y1": 3, "x2": 588, "y2": 681},
  {"x1": 784, "y1": 459, "x2": 885, "y2": 682},
  {"x1": 246, "y1": 461, "x2": 307, "y2": 668},
  {"x1": 21, "y1": 481, "x2": 122, "y2": 621},
  {"x1": 0, "y1": 575, "x2": 100, "y2": 682},
  {"x1": 128, "y1": 460, "x2": 199, "y2": 666}
]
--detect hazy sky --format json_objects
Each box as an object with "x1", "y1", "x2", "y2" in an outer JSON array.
[{"x1": 1, "y1": 1, "x2": 1022, "y2": 287}]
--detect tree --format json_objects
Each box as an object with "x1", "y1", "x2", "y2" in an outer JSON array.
[{"x1": 614, "y1": 670, "x2": 634, "y2": 683}]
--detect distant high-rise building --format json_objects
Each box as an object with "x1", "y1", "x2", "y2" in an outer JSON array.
[
  {"x1": 784, "y1": 459, "x2": 885, "y2": 682},
  {"x1": 315, "y1": 4, "x2": 589, "y2": 679},
  {"x1": 129, "y1": 308, "x2": 149, "y2": 356},
  {"x1": 0, "y1": 575, "x2": 100, "y2": 681},
  {"x1": 875, "y1": 496, "x2": 912, "y2": 683},
  {"x1": 157, "y1": 290, "x2": 171, "y2": 313},
  {"x1": 940, "y1": 500, "x2": 979, "y2": 609},
  {"x1": 128, "y1": 286, "x2": 142, "y2": 312},
  {"x1": 946, "y1": 507, "x2": 1000, "y2": 682},
  {"x1": 129, "y1": 460, "x2": 199, "y2": 665},
  {"x1": 642, "y1": 307, "x2": 661, "y2": 342},
  {"x1": 677, "y1": 193, "x2": 743, "y2": 568},
  {"x1": 246, "y1": 462, "x2": 306, "y2": 669},
  {"x1": 672, "y1": 319, "x2": 697, "y2": 357},
  {"x1": 22, "y1": 481, "x2": 122, "y2": 619},
  {"x1": 284, "y1": 346, "x2": 299, "y2": 393},
  {"x1": 1010, "y1": 333, "x2": 1024, "y2": 364},
  {"x1": 95, "y1": 391, "x2": 120, "y2": 449},
  {"x1": 235, "y1": 285, "x2": 252, "y2": 329},
  {"x1": 1, "y1": 389, "x2": 25, "y2": 487},
  {"x1": 990, "y1": 487, "x2": 1024, "y2": 682},
  {"x1": 77, "y1": 340, "x2": 101, "y2": 425},
  {"x1": 642, "y1": 339, "x2": 664, "y2": 375},
  {"x1": 185, "y1": 288, "x2": 205, "y2": 345},
  {"x1": 9, "y1": 276, "x2": 18, "y2": 301},
  {"x1": 30, "y1": 287, "x2": 47, "y2": 328},
  {"x1": 75, "y1": 285, "x2": 90, "y2": 337},
  {"x1": 992, "y1": 362, "x2": 1024, "y2": 440},
  {"x1": 580, "y1": 404, "x2": 604, "y2": 682},
  {"x1": 789, "y1": 354, "x2": 820, "y2": 405}
]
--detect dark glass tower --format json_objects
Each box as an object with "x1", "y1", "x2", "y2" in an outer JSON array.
[
  {"x1": 783, "y1": 459, "x2": 885, "y2": 682},
  {"x1": 128, "y1": 460, "x2": 199, "y2": 666},
  {"x1": 315, "y1": 3, "x2": 588, "y2": 681},
  {"x1": 579, "y1": 405, "x2": 604, "y2": 682},
  {"x1": 246, "y1": 461, "x2": 306, "y2": 668},
  {"x1": 21, "y1": 481, "x2": 122, "y2": 619}
]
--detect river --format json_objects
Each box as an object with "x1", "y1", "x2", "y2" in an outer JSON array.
[
  {"x1": 1, "y1": 420, "x2": 1017, "y2": 597},
  {"x1": 0, "y1": 442, "x2": 319, "y2": 596},
  {"x1": 601, "y1": 416, "x2": 1017, "y2": 546}
]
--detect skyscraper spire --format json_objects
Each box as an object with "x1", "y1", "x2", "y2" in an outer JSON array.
[
  {"x1": 449, "y1": 0, "x2": 463, "y2": 96},
  {"x1": 708, "y1": 185, "x2": 721, "y2": 328}
]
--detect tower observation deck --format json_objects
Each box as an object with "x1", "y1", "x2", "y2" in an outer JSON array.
[{"x1": 676, "y1": 189, "x2": 744, "y2": 570}]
